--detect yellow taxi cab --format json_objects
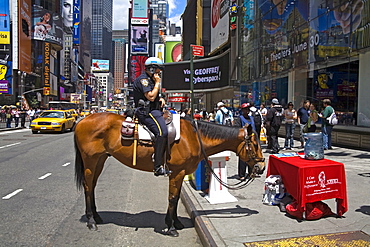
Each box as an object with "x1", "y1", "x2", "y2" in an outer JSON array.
[
  {"x1": 65, "y1": 109, "x2": 79, "y2": 120},
  {"x1": 106, "y1": 109, "x2": 119, "y2": 114},
  {"x1": 30, "y1": 110, "x2": 76, "y2": 134},
  {"x1": 80, "y1": 110, "x2": 91, "y2": 117}
]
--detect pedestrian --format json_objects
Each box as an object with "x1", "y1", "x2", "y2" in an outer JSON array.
[
  {"x1": 319, "y1": 99, "x2": 335, "y2": 150},
  {"x1": 265, "y1": 98, "x2": 284, "y2": 154},
  {"x1": 133, "y1": 57, "x2": 171, "y2": 176},
  {"x1": 283, "y1": 102, "x2": 297, "y2": 150},
  {"x1": 215, "y1": 102, "x2": 233, "y2": 126},
  {"x1": 297, "y1": 100, "x2": 310, "y2": 148},
  {"x1": 260, "y1": 103, "x2": 268, "y2": 122},
  {"x1": 5, "y1": 108, "x2": 12, "y2": 128},
  {"x1": 249, "y1": 102, "x2": 263, "y2": 139},
  {"x1": 180, "y1": 108, "x2": 191, "y2": 119},
  {"x1": 233, "y1": 103, "x2": 256, "y2": 180},
  {"x1": 193, "y1": 109, "x2": 202, "y2": 120},
  {"x1": 28, "y1": 108, "x2": 35, "y2": 125},
  {"x1": 1, "y1": 108, "x2": 5, "y2": 122},
  {"x1": 307, "y1": 103, "x2": 318, "y2": 132},
  {"x1": 208, "y1": 110, "x2": 215, "y2": 123},
  {"x1": 19, "y1": 107, "x2": 27, "y2": 128},
  {"x1": 200, "y1": 108, "x2": 209, "y2": 121},
  {"x1": 12, "y1": 108, "x2": 20, "y2": 127}
]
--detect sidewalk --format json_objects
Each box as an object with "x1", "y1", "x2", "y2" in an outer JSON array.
[{"x1": 181, "y1": 138, "x2": 370, "y2": 246}]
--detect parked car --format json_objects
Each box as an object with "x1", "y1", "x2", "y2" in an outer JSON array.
[
  {"x1": 80, "y1": 110, "x2": 91, "y2": 117},
  {"x1": 30, "y1": 110, "x2": 76, "y2": 134},
  {"x1": 65, "y1": 109, "x2": 79, "y2": 120}
]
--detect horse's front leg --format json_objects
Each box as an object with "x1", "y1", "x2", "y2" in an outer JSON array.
[{"x1": 164, "y1": 171, "x2": 185, "y2": 237}]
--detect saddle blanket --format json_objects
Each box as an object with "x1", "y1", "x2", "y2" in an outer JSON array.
[{"x1": 121, "y1": 113, "x2": 181, "y2": 141}]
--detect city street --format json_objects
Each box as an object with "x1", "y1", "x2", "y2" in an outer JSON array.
[{"x1": 0, "y1": 129, "x2": 201, "y2": 246}]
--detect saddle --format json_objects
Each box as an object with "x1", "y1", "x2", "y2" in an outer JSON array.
[{"x1": 121, "y1": 111, "x2": 180, "y2": 145}]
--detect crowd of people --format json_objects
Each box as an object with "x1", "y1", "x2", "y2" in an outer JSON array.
[
  {"x1": 0, "y1": 107, "x2": 40, "y2": 128},
  {"x1": 165, "y1": 98, "x2": 335, "y2": 180}
]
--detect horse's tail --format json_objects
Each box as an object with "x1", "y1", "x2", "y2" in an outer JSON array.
[{"x1": 74, "y1": 133, "x2": 84, "y2": 191}]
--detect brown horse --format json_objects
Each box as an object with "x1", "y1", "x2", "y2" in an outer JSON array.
[{"x1": 74, "y1": 112, "x2": 265, "y2": 236}]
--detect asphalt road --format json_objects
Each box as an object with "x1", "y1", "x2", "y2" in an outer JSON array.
[{"x1": 0, "y1": 129, "x2": 202, "y2": 247}]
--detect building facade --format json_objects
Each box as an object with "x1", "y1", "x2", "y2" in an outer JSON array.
[{"x1": 238, "y1": 0, "x2": 370, "y2": 127}]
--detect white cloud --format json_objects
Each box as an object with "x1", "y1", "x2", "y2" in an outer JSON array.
[
  {"x1": 168, "y1": 14, "x2": 182, "y2": 29},
  {"x1": 113, "y1": 0, "x2": 130, "y2": 30}
]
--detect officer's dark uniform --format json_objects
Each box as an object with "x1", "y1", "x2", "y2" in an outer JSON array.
[{"x1": 133, "y1": 71, "x2": 169, "y2": 175}]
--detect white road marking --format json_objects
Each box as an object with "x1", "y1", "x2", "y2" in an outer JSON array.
[
  {"x1": 38, "y1": 173, "x2": 52, "y2": 180},
  {"x1": 2, "y1": 189, "x2": 23, "y2": 200},
  {"x1": 62, "y1": 162, "x2": 70, "y2": 167},
  {"x1": 0, "y1": 142, "x2": 21, "y2": 149},
  {"x1": 0, "y1": 129, "x2": 29, "y2": 135}
]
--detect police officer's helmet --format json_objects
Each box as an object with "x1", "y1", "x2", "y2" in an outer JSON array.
[{"x1": 145, "y1": 57, "x2": 164, "y2": 70}]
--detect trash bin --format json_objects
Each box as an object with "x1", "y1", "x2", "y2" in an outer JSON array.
[{"x1": 192, "y1": 160, "x2": 210, "y2": 191}]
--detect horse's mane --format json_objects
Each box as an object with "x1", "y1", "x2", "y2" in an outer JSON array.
[{"x1": 187, "y1": 119, "x2": 240, "y2": 140}]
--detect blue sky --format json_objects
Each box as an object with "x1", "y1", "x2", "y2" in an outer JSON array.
[{"x1": 112, "y1": 0, "x2": 187, "y2": 30}]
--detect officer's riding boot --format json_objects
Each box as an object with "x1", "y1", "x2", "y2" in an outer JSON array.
[{"x1": 153, "y1": 136, "x2": 172, "y2": 176}]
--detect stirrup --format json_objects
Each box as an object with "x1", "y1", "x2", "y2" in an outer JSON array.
[{"x1": 154, "y1": 166, "x2": 172, "y2": 177}]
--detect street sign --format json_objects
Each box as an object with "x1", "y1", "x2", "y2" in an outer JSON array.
[{"x1": 191, "y1": 45, "x2": 204, "y2": 57}]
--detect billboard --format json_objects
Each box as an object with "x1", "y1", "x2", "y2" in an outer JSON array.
[
  {"x1": 132, "y1": 0, "x2": 148, "y2": 18},
  {"x1": 131, "y1": 26, "x2": 149, "y2": 54},
  {"x1": 210, "y1": 0, "x2": 229, "y2": 53},
  {"x1": 91, "y1": 59, "x2": 110, "y2": 72},
  {"x1": 19, "y1": 0, "x2": 32, "y2": 73},
  {"x1": 43, "y1": 42, "x2": 51, "y2": 95},
  {"x1": 32, "y1": 5, "x2": 63, "y2": 46},
  {"x1": 0, "y1": 54, "x2": 12, "y2": 94},
  {"x1": 0, "y1": 0, "x2": 10, "y2": 44},
  {"x1": 154, "y1": 43, "x2": 165, "y2": 63},
  {"x1": 162, "y1": 50, "x2": 230, "y2": 91},
  {"x1": 129, "y1": 56, "x2": 147, "y2": 85},
  {"x1": 73, "y1": 0, "x2": 81, "y2": 45},
  {"x1": 165, "y1": 41, "x2": 182, "y2": 63},
  {"x1": 62, "y1": 0, "x2": 73, "y2": 27}
]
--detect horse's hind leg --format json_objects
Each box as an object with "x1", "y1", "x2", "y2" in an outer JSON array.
[
  {"x1": 164, "y1": 171, "x2": 186, "y2": 237},
  {"x1": 83, "y1": 154, "x2": 107, "y2": 230}
]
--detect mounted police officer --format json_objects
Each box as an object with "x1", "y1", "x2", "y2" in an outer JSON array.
[{"x1": 133, "y1": 57, "x2": 172, "y2": 176}]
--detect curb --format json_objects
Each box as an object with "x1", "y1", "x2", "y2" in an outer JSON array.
[{"x1": 180, "y1": 181, "x2": 225, "y2": 247}]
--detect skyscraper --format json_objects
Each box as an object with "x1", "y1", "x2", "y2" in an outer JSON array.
[{"x1": 91, "y1": 0, "x2": 113, "y2": 62}]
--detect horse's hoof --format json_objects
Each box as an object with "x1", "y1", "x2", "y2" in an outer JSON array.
[
  {"x1": 87, "y1": 223, "x2": 98, "y2": 231},
  {"x1": 94, "y1": 215, "x2": 103, "y2": 224},
  {"x1": 163, "y1": 227, "x2": 179, "y2": 237},
  {"x1": 174, "y1": 221, "x2": 184, "y2": 230}
]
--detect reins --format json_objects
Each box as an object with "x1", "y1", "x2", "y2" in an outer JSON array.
[{"x1": 193, "y1": 121, "x2": 256, "y2": 190}]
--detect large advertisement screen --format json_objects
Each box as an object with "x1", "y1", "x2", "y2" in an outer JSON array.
[
  {"x1": 132, "y1": 0, "x2": 148, "y2": 18},
  {"x1": 162, "y1": 50, "x2": 230, "y2": 91},
  {"x1": 32, "y1": 5, "x2": 63, "y2": 46},
  {"x1": 0, "y1": 0, "x2": 10, "y2": 44},
  {"x1": 131, "y1": 26, "x2": 149, "y2": 54},
  {"x1": 19, "y1": 0, "x2": 32, "y2": 73},
  {"x1": 210, "y1": 0, "x2": 229, "y2": 53},
  {"x1": 129, "y1": 56, "x2": 147, "y2": 86},
  {"x1": 73, "y1": 0, "x2": 81, "y2": 45},
  {"x1": 91, "y1": 59, "x2": 110, "y2": 72},
  {"x1": 165, "y1": 41, "x2": 182, "y2": 63},
  {"x1": 0, "y1": 54, "x2": 12, "y2": 94}
]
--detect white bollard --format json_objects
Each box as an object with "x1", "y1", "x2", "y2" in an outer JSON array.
[{"x1": 205, "y1": 151, "x2": 238, "y2": 204}]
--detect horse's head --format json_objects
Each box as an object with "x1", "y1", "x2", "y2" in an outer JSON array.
[{"x1": 237, "y1": 124, "x2": 266, "y2": 176}]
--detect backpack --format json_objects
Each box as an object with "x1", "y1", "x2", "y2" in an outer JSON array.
[
  {"x1": 327, "y1": 110, "x2": 338, "y2": 125},
  {"x1": 272, "y1": 108, "x2": 283, "y2": 127},
  {"x1": 221, "y1": 109, "x2": 232, "y2": 126},
  {"x1": 251, "y1": 110, "x2": 262, "y2": 126}
]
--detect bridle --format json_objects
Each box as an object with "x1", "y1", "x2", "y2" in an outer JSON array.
[
  {"x1": 236, "y1": 128, "x2": 265, "y2": 164},
  {"x1": 193, "y1": 121, "x2": 264, "y2": 190}
]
